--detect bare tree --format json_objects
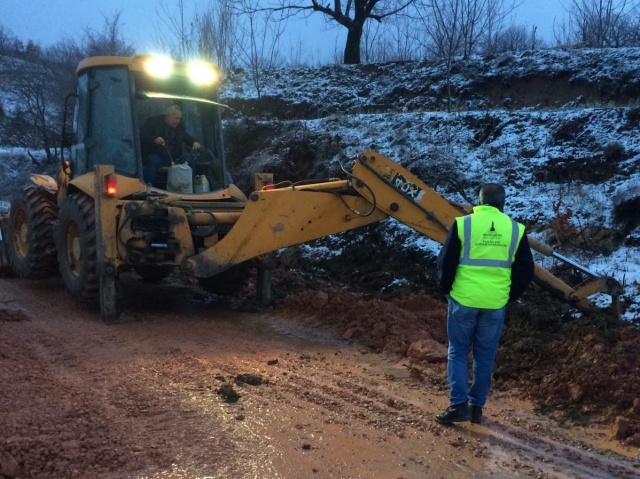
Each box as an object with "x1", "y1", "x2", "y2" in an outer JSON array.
[
  {"x1": 492, "y1": 24, "x2": 534, "y2": 52},
  {"x1": 0, "y1": 25, "x2": 13, "y2": 55},
  {"x1": 154, "y1": 1, "x2": 239, "y2": 73},
  {"x1": 362, "y1": 13, "x2": 422, "y2": 62},
  {"x1": 620, "y1": 13, "x2": 640, "y2": 44},
  {"x1": 0, "y1": 26, "x2": 43, "y2": 59},
  {"x1": 2, "y1": 13, "x2": 135, "y2": 159},
  {"x1": 458, "y1": 0, "x2": 519, "y2": 57},
  {"x1": 157, "y1": 0, "x2": 195, "y2": 59},
  {"x1": 82, "y1": 12, "x2": 135, "y2": 57},
  {"x1": 282, "y1": 33, "x2": 313, "y2": 66},
  {"x1": 0, "y1": 25, "x2": 20, "y2": 57},
  {"x1": 243, "y1": 1, "x2": 417, "y2": 64},
  {"x1": 567, "y1": 0, "x2": 639, "y2": 47},
  {"x1": 234, "y1": 0, "x2": 286, "y2": 97},
  {"x1": 416, "y1": 0, "x2": 464, "y2": 112},
  {"x1": 193, "y1": 0, "x2": 237, "y2": 71},
  {"x1": 361, "y1": 13, "x2": 385, "y2": 62},
  {"x1": 416, "y1": 0, "x2": 518, "y2": 60},
  {"x1": 6, "y1": 58, "x2": 57, "y2": 159},
  {"x1": 552, "y1": 16, "x2": 576, "y2": 46}
]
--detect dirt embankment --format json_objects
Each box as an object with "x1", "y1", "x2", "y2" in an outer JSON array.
[{"x1": 1, "y1": 271, "x2": 639, "y2": 479}]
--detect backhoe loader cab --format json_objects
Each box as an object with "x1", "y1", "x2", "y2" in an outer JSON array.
[{"x1": 68, "y1": 55, "x2": 228, "y2": 193}]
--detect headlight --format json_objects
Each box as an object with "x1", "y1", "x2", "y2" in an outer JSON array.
[
  {"x1": 145, "y1": 55, "x2": 174, "y2": 79},
  {"x1": 188, "y1": 61, "x2": 218, "y2": 85}
]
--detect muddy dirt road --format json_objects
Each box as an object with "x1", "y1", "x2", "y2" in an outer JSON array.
[{"x1": 1, "y1": 274, "x2": 639, "y2": 479}]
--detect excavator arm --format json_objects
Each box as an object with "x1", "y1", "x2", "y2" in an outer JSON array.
[
  {"x1": 184, "y1": 150, "x2": 623, "y2": 320},
  {"x1": 182, "y1": 180, "x2": 388, "y2": 278}
]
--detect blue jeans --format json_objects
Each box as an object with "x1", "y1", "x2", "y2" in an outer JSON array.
[
  {"x1": 446, "y1": 297, "x2": 505, "y2": 408},
  {"x1": 143, "y1": 153, "x2": 168, "y2": 187}
]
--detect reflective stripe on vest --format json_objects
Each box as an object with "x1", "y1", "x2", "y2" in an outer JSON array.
[{"x1": 459, "y1": 215, "x2": 519, "y2": 268}]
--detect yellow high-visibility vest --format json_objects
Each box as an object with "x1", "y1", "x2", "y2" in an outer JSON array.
[{"x1": 450, "y1": 205, "x2": 525, "y2": 309}]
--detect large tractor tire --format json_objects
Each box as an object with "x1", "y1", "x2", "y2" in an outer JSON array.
[
  {"x1": 0, "y1": 236, "x2": 10, "y2": 274},
  {"x1": 56, "y1": 193, "x2": 99, "y2": 304},
  {"x1": 7, "y1": 186, "x2": 58, "y2": 278}
]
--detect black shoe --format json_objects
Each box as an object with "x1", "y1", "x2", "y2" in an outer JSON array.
[
  {"x1": 470, "y1": 405, "x2": 483, "y2": 424},
  {"x1": 435, "y1": 403, "x2": 470, "y2": 424}
]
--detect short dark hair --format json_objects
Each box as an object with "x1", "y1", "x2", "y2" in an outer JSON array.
[{"x1": 479, "y1": 183, "x2": 505, "y2": 211}]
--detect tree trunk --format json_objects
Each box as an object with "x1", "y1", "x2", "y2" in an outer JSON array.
[{"x1": 344, "y1": 26, "x2": 364, "y2": 64}]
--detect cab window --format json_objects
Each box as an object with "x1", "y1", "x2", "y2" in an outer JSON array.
[{"x1": 85, "y1": 67, "x2": 137, "y2": 176}]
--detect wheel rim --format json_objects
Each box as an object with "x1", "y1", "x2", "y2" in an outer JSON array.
[
  {"x1": 64, "y1": 221, "x2": 83, "y2": 278},
  {"x1": 12, "y1": 210, "x2": 29, "y2": 259}
]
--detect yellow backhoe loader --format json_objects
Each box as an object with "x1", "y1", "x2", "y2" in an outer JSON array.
[{"x1": 0, "y1": 55, "x2": 623, "y2": 323}]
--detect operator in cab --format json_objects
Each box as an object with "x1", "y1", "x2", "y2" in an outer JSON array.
[
  {"x1": 141, "y1": 104, "x2": 201, "y2": 187},
  {"x1": 435, "y1": 183, "x2": 534, "y2": 425}
]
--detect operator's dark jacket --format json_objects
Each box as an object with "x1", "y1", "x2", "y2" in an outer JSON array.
[
  {"x1": 437, "y1": 220, "x2": 535, "y2": 303},
  {"x1": 140, "y1": 115, "x2": 197, "y2": 163}
]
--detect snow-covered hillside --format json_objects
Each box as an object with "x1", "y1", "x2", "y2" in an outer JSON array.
[
  {"x1": 222, "y1": 48, "x2": 640, "y2": 115},
  {"x1": 220, "y1": 48, "x2": 640, "y2": 321}
]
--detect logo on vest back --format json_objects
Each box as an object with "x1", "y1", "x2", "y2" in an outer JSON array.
[{"x1": 476, "y1": 221, "x2": 508, "y2": 247}]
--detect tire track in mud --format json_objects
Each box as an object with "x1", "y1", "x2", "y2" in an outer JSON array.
[
  {"x1": 267, "y1": 368, "x2": 436, "y2": 433},
  {"x1": 481, "y1": 422, "x2": 640, "y2": 479}
]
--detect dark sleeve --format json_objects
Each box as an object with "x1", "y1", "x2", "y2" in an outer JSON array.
[
  {"x1": 140, "y1": 116, "x2": 160, "y2": 150},
  {"x1": 509, "y1": 233, "x2": 535, "y2": 301},
  {"x1": 437, "y1": 221, "x2": 461, "y2": 295}
]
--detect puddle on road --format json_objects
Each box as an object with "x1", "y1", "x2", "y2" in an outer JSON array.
[{"x1": 255, "y1": 312, "x2": 355, "y2": 347}]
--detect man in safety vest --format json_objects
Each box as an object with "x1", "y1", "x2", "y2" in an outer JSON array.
[{"x1": 435, "y1": 183, "x2": 534, "y2": 424}]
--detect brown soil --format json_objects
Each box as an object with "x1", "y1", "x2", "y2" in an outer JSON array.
[{"x1": 1, "y1": 271, "x2": 639, "y2": 479}]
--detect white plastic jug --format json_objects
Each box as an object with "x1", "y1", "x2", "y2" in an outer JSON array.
[
  {"x1": 194, "y1": 175, "x2": 210, "y2": 194},
  {"x1": 167, "y1": 162, "x2": 193, "y2": 194}
]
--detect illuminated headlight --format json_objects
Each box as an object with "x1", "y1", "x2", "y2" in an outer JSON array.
[
  {"x1": 188, "y1": 61, "x2": 217, "y2": 85},
  {"x1": 145, "y1": 55, "x2": 174, "y2": 78}
]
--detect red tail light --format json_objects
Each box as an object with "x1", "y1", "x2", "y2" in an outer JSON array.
[{"x1": 105, "y1": 174, "x2": 117, "y2": 197}]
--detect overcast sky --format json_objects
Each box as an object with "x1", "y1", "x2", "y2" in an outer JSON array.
[{"x1": 3, "y1": 0, "x2": 566, "y2": 62}]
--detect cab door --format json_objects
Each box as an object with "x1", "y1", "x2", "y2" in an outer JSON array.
[{"x1": 72, "y1": 67, "x2": 138, "y2": 179}]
